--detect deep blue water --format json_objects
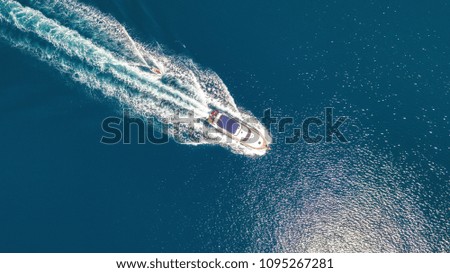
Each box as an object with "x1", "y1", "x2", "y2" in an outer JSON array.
[{"x1": 0, "y1": 0, "x2": 448, "y2": 252}]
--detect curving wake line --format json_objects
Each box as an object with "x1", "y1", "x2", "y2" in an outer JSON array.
[{"x1": 0, "y1": 0, "x2": 270, "y2": 156}]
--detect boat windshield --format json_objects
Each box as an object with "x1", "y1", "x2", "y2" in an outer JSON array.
[{"x1": 217, "y1": 115, "x2": 240, "y2": 134}]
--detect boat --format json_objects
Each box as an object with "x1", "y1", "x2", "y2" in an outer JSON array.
[
  {"x1": 135, "y1": 64, "x2": 162, "y2": 76},
  {"x1": 121, "y1": 25, "x2": 163, "y2": 76},
  {"x1": 208, "y1": 110, "x2": 270, "y2": 151}
]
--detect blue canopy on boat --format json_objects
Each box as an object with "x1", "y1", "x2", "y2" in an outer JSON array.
[{"x1": 217, "y1": 114, "x2": 240, "y2": 134}]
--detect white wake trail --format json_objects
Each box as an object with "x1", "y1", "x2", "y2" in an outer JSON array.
[
  {"x1": 21, "y1": 0, "x2": 241, "y2": 118},
  {"x1": 1, "y1": 1, "x2": 209, "y2": 116},
  {"x1": 0, "y1": 0, "x2": 270, "y2": 156}
]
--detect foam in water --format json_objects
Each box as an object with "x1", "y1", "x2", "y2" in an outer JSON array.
[{"x1": 0, "y1": 0, "x2": 270, "y2": 156}]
